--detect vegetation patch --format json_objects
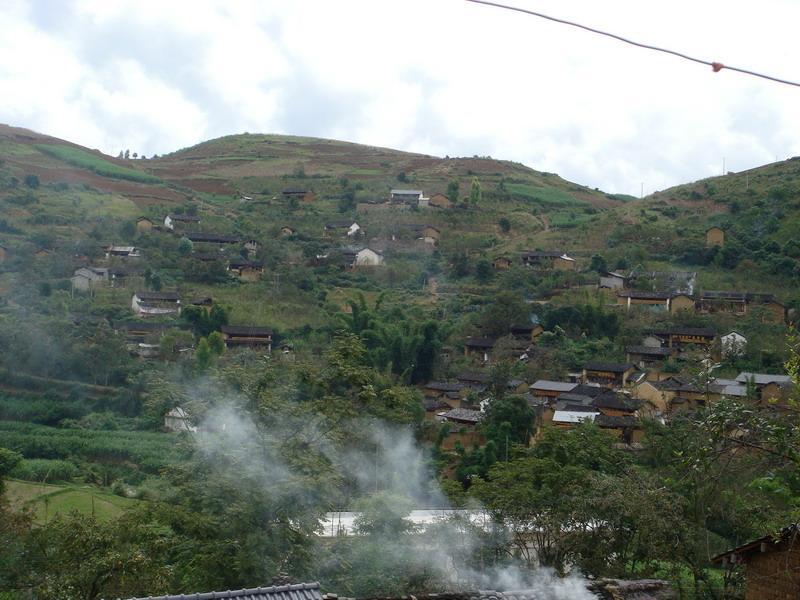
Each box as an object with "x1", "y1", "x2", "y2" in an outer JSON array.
[{"x1": 35, "y1": 144, "x2": 163, "y2": 184}]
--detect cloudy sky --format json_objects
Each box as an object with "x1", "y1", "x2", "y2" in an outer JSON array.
[{"x1": 1, "y1": 0, "x2": 799, "y2": 194}]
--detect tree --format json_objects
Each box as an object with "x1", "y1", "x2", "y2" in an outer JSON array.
[
  {"x1": 589, "y1": 254, "x2": 608, "y2": 273},
  {"x1": 24, "y1": 174, "x2": 39, "y2": 189},
  {"x1": 469, "y1": 177, "x2": 482, "y2": 206},
  {"x1": 482, "y1": 395, "x2": 536, "y2": 459},
  {"x1": 149, "y1": 272, "x2": 162, "y2": 292},
  {"x1": 477, "y1": 291, "x2": 529, "y2": 337},
  {"x1": 178, "y1": 237, "x2": 193, "y2": 256},
  {"x1": 207, "y1": 331, "x2": 225, "y2": 356},
  {"x1": 475, "y1": 259, "x2": 493, "y2": 283},
  {"x1": 195, "y1": 338, "x2": 212, "y2": 371},
  {"x1": 498, "y1": 217, "x2": 511, "y2": 233},
  {"x1": 0, "y1": 447, "x2": 22, "y2": 494},
  {"x1": 446, "y1": 179, "x2": 459, "y2": 204},
  {"x1": 124, "y1": 150, "x2": 130, "y2": 159}
]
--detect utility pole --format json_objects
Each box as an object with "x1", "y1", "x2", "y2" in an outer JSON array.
[
  {"x1": 640, "y1": 182, "x2": 644, "y2": 199},
  {"x1": 722, "y1": 157, "x2": 726, "y2": 175}
]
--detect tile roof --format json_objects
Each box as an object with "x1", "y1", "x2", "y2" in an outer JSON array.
[
  {"x1": 583, "y1": 362, "x2": 635, "y2": 373},
  {"x1": 441, "y1": 408, "x2": 483, "y2": 423},
  {"x1": 735, "y1": 372, "x2": 792, "y2": 385},
  {"x1": 423, "y1": 381, "x2": 465, "y2": 392},
  {"x1": 626, "y1": 345, "x2": 673, "y2": 356},
  {"x1": 128, "y1": 582, "x2": 323, "y2": 600},
  {"x1": 530, "y1": 380, "x2": 577, "y2": 393},
  {"x1": 651, "y1": 327, "x2": 715, "y2": 337},
  {"x1": 135, "y1": 291, "x2": 180, "y2": 301},
  {"x1": 569, "y1": 384, "x2": 605, "y2": 398},
  {"x1": 221, "y1": 325, "x2": 274, "y2": 336},
  {"x1": 464, "y1": 337, "x2": 497, "y2": 348}
]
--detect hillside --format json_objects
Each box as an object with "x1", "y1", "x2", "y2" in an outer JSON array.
[{"x1": 1, "y1": 124, "x2": 799, "y2": 599}]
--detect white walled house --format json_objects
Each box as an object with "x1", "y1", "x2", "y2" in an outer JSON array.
[
  {"x1": 131, "y1": 291, "x2": 181, "y2": 317},
  {"x1": 720, "y1": 331, "x2": 747, "y2": 358}
]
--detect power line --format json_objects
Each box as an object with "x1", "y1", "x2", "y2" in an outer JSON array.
[{"x1": 465, "y1": 0, "x2": 800, "y2": 88}]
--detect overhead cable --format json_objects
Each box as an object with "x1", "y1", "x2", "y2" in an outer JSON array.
[{"x1": 465, "y1": 0, "x2": 800, "y2": 88}]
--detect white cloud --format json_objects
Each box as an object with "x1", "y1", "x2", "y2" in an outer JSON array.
[{"x1": 1, "y1": 0, "x2": 798, "y2": 193}]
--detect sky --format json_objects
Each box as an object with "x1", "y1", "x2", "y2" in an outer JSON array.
[{"x1": 1, "y1": 0, "x2": 799, "y2": 195}]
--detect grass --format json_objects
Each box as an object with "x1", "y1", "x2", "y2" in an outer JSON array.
[
  {"x1": 5, "y1": 479, "x2": 138, "y2": 523},
  {"x1": 36, "y1": 144, "x2": 163, "y2": 184}
]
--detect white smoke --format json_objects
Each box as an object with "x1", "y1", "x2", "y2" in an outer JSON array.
[{"x1": 190, "y1": 391, "x2": 597, "y2": 598}]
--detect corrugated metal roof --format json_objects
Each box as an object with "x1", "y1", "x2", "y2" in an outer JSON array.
[
  {"x1": 128, "y1": 582, "x2": 323, "y2": 600},
  {"x1": 552, "y1": 410, "x2": 598, "y2": 423}
]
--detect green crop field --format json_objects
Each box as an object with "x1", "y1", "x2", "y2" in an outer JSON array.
[
  {"x1": 5, "y1": 480, "x2": 139, "y2": 523},
  {"x1": 505, "y1": 182, "x2": 589, "y2": 208},
  {"x1": 35, "y1": 144, "x2": 163, "y2": 184}
]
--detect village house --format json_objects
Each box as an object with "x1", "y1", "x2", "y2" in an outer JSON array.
[
  {"x1": 491, "y1": 256, "x2": 513, "y2": 270},
  {"x1": 220, "y1": 325, "x2": 273, "y2": 352},
  {"x1": 422, "y1": 381, "x2": 467, "y2": 409},
  {"x1": 437, "y1": 408, "x2": 484, "y2": 450},
  {"x1": 592, "y1": 390, "x2": 643, "y2": 416},
  {"x1": 712, "y1": 523, "x2": 800, "y2": 599},
  {"x1": 529, "y1": 380, "x2": 578, "y2": 401},
  {"x1": 71, "y1": 266, "x2": 110, "y2": 292},
  {"x1": 582, "y1": 362, "x2": 638, "y2": 388},
  {"x1": 136, "y1": 216, "x2": 154, "y2": 232},
  {"x1": 243, "y1": 239, "x2": 259, "y2": 256},
  {"x1": 595, "y1": 414, "x2": 644, "y2": 444},
  {"x1": 649, "y1": 326, "x2": 715, "y2": 349},
  {"x1": 282, "y1": 188, "x2": 316, "y2": 203},
  {"x1": 735, "y1": 372, "x2": 794, "y2": 403},
  {"x1": 390, "y1": 189, "x2": 424, "y2": 205},
  {"x1": 616, "y1": 290, "x2": 671, "y2": 311},
  {"x1": 164, "y1": 214, "x2": 201, "y2": 232},
  {"x1": 104, "y1": 245, "x2": 141, "y2": 259},
  {"x1": 635, "y1": 376, "x2": 710, "y2": 415},
  {"x1": 325, "y1": 221, "x2": 362, "y2": 237},
  {"x1": 398, "y1": 224, "x2": 441, "y2": 246},
  {"x1": 551, "y1": 405, "x2": 599, "y2": 430},
  {"x1": 423, "y1": 397, "x2": 451, "y2": 421},
  {"x1": 706, "y1": 226, "x2": 725, "y2": 247},
  {"x1": 113, "y1": 320, "x2": 187, "y2": 344},
  {"x1": 164, "y1": 406, "x2": 197, "y2": 433},
  {"x1": 626, "y1": 345, "x2": 676, "y2": 369},
  {"x1": 599, "y1": 271, "x2": 627, "y2": 289},
  {"x1": 131, "y1": 291, "x2": 181, "y2": 317},
  {"x1": 520, "y1": 251, "x2": 577, "y2": 271},
  {"x1": 341, "y1": 246, "x2": 384, "y2": 268},
  {"x1": 456, "y1": 371, "x2": 489, "y2": 391},
  {"x1": 697, "y1": 291, "x2": 785, "y2": 322},
  {"x1": 720, "y1": 331, "x2": 747, "y2": 358},
  {"x1": 509, "y1": 323, "x2": 544, "y2": 344},
  {"x1": 185, "y1": 232, "x2": 241, "y2": 246},
  {"x1": 615, "y1": 290, "x2": 695, "y2": 313},
  {"x1": 463, "y1": 337, "x2": 497, "y2": 363},
  {"x1": 627, "y1": 270, "x2": 697, "y2": 294},
  {"x1": 428, "y1": 192, "x2": 452, "y2": 209},
  {"x1": 228, "y1": 258, "x2": 264, "y2": 282}
]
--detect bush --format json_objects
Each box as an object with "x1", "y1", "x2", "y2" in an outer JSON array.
[{"x1": 24, "y1": 174, "x2": 40, "y2": 189}]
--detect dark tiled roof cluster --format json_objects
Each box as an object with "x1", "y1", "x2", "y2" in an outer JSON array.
[
  {"x1": 129, "y1": 582, "x2": 323, "y2": 600},
  {"x1": 583, "y1": 362, "x2": 635, "y2": 373}
]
